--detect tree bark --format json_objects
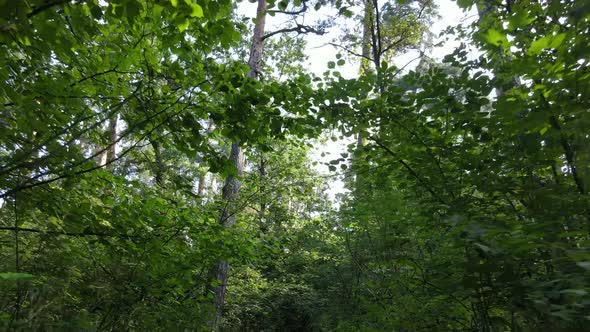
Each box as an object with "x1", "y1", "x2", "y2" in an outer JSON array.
[
  {"x1": 150, "y1": 138, "x2": 164, "y2": 186},
  {"x1": 98, "y1": 114, "x2": 117, "y2": 168},
  {"x1": 257, "y1": 156, "x2": 268, "y2": 230},
  {"x1": 353, "y1": 0, "x2": 374, "y2": 193},
  {"x1": 211, "y1": 0, "x2": 267, "y2": 329},
  {"x1": 359, "y1": 0, "x2": 374, "y2": 74},
  {"x1": 197, "y1": 119, "x2": 214, "y2": 196}
]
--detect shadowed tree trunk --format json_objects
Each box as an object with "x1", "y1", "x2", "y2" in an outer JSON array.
[
  {"x1": 211, "y1": 0, "x2": 267, "y2": 329},
  {"x1": 353, "y1": 0, "x2": 374, "y2": 193}
]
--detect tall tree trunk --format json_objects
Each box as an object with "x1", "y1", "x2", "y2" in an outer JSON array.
[
  {"x1": 257, "y1": 156, "x2": 267, "y2": 227},
  {"x1": 150, "y1": 138, "x2": 164, "y2": 186},
  {"x1": 197, "y1": 119, "x2": 214, "y2": 196},
  {"x1": 353, "y1": 0, "x2": 374, "y2": 193},
  {"x1": 98, "y1": 114, "x2": 118, "y2": 168},
  {"x1": 211, "y1": 0, "x2": 267, "y2": 329},
  {"x1": 359, "y1": 0, "x2": 374, "y2": 75},
  {"x1": 197, "y1": 172, "x2": 207, "y2": 197}
]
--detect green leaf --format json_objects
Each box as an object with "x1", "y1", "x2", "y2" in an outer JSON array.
[
  {"x1": 482, "y1": 28, "x2": 509, "y2": 47},
  {"x1": 456, "y1": 0, "x2": 473, "y2": 9},
  {"x1": 508, "y1": 10, "x2": 535, "y2": 31},
  {"x1": 0, "y1": 272, "x2": 35, "y2": 280},
  {"x1": 178, "y1": 18, "x2": 190, "y2": 31},
  {"x1": 89, "y1": 3, "x2": 103, "y2": 19},
  {"x1": 125, "y1": 0, "x2": 141, "y2": 22},
  {"x1": 327, "y1": 61, "x2": 335, "y2": 69},
  {"x1": 170, "y1": 0, "x2": 178, "y2": 7},
  {"x1": 527, "y1": 33, "x2": 567, "y2": 55},
  {"x1": 560, "y1": 289, "x2": 588, "y2": 296},
  {"x1": 278, "y1": 0, "x2": 288, "y2": 11},
  {"x1": 184, "y1": 0, "x2": 204, "y2": 18}
]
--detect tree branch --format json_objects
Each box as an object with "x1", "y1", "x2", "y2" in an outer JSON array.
[
  {"x1": 369, "y1": 136, "x2": 447, "y2": 205},
  {"x1": 71, "y1": 66, "x2": 138, "y2": 87},
  {"x1": 0, "y1": 87, "x2": 205, "y2": 199},
  {"x1": 28, "y1": 0, "x2": 71, "y2": 18},
  {"x1": 0, "y1": 226, "x2": 138, "y2": 239},
  {"x1": 327, "y1": 42, "x2": 373, "y2": 62},
  {"x1": 262, "y1": 24, "x2": 325, "y2": 40}
]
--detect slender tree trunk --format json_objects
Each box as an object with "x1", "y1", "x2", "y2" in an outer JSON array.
[
  {"x1": 98, "y1": 114, "x2": 117, "y2": 168},
  {"x1": 210, "y1": 174, "x2": 217, "y2": 195},
  {"x1": 353, "y1": 0, "x2": 374, "y2": 193},
  {"x1": 197, "y1": 119, "x2": 214, "y2": 196},
  {"x1": 106, "y1": 114, "x2": 117, "y2": 163},
  {"x1": 211, "y1": 0, "x2": 267, "y2": 329},
  {"x1": 150, "y1": 138, "x2": 164, "y2": 186},
  {"x1": 258, "y1": 156, "x2": 267, "y2": 226},
  {"x1": 359, "y1": 0, "x2": 374, "y2": 75},
  {"x1": 197, "y1": 173, "x2": 207, "y2": 197}
]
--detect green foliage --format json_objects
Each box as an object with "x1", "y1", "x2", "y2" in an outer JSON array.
[
  {"x1": 0, "y1": 0, "x2": 588, "y2": 330},
  {"x1": 303, "y1": 0, "x2": 590, "y2": 330}
]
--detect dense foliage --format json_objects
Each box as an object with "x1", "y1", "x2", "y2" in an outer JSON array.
[{"x1": 1, "y1": 0, "x2": 588, "y2": 331}]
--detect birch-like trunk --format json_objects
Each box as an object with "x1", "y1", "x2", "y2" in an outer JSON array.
[
  {"x1": 197, "y1": 119, "x2": 214, "y2": 196},
  {"x1": 98, "y1": 114, "x2": 117, "y2": 168}
]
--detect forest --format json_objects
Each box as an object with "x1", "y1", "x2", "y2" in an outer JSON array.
[{"x1": 0, "y1": 0, "x2": 589, "y2": 330}]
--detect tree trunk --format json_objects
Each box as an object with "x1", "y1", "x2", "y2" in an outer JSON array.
[
  {"x1": 150, "y1": 138, "x2": 164, "y2": 186},
  {"x1": 98, "y1": 114, "x2": 117, "y2": 168},
  {"x1": 258, "y1": 156, "x2": 267, "y2": 226},
  {"x1": 353, "y1": 0, "x2": 374, "y2": 193},
  {"x1": 197, "y1": 172, "x2": 207, "y2": 197},
  {"x1": 197, "y1": 119, "x2": 214, "y2": 196},
  {"x1": 211, "y1": 0, "x2": 267, "y2": 329},
  {"x1": 359, "y1": 0, "x2": 374, "y2": 75}
]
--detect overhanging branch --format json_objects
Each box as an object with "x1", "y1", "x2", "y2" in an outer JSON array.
[
  {"x1": 369, "y1": 136, "x2": 447, "y2": 205},
  {"x1": 0, "y1": 226, "x2": 138, "y2": 239},
  {"x1": 262, "y1": 24, "x2": 325, "y2": 40},
  {"x1": 327, "y1": 43, "x2": 373, "y2": 62},
  {"x1": 28, "y1": 0, "x2": 71, "y2": 18}
]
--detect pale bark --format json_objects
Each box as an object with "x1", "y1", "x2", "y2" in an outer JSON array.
[
  {"x1": 197, "y1": 119, "x2": 214, "y2": 196},
  {"x1": 211, "y1": 0, "x2": 267, "y2": 329},
  {"x1": 197, "y1": 173, "x2": 207, "y2": 197},
  {"x1": 98, "y1": 114, "x2": 117, "y2": 168},
  {"x1": 209, "y1": 174, "x2": 217, "y2": 195}
]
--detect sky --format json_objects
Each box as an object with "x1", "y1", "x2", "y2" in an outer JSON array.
[
  {"x1": 238, "y1": 0, "x2": 475, "y2": 74},
  {"x1": 240, "y1": 0, "x2": 478, "y2": 202}
]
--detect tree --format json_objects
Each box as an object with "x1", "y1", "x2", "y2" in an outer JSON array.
[
  {"x1": 1, "y1": 0, "x2": 589, "y2": 330},
  {"x1": 211, "y1": 0, "x2": 330, "y2": 327},
  {"x1": 312, "y1": 0, "x2": 590, "y2": 329}
]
